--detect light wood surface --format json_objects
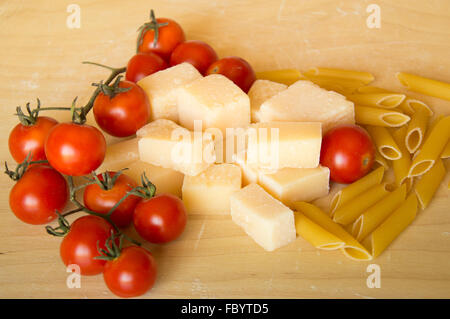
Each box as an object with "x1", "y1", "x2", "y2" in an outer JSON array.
[{"x1": 0, "y1": 0, "x2": 449, "y2": 299}]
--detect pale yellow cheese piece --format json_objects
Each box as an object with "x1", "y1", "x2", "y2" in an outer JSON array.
[
  {"x1": 258, "y1": 166, "x2": 330, "y2": 208},
  {"x1": 182, "y1": 164, "x2": 242, "y2": 214},
  {"x1": 257, "y1": 80, "x2": 355, "y2": 132},
  {"x1": 176, "y1": 74, "x2": 251, "y2": 134},
  {"x1": 230, "y1": 183, "x2": 296, "y2": 251},
  {"x1": 233, "y1": 152, "x2": 259, "y2": 186},
  {"x1": 137, "y1": 119, "x2": 215, "y2": 176},
  {"x1": 137, "y1": 63, "x2": 202, "y2": 122},
  {"x1": 97, "y1": 138, "x2": 139, "y2": 172},
  {"x1": 246, "y1": 121, "x2": 322, "y2": 170},
  {"x1": 248, "y1": 79, "x2": 287, "y2": 123},
  {"x1": 125, "y1": 160, "x2": 184, "y2": 198}
]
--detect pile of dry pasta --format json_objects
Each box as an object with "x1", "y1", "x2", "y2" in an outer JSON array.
[{"x1": 256, "y1": 68, "x2": 450, "y2": 261}]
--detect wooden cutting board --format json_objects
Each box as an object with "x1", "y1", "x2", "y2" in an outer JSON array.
[{"x1": 0, "y1": 0, "x2": 449, "y2": 298}]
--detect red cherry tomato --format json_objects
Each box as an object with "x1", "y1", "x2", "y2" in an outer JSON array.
[
  {"x1": 320, "y1": 125, "x2": 375, "y2": 184},
  {"x1": 133, "y1": 194, "x2": 187, "y2": 244},
  {"x1": 83, "y1": 172, "x2": 141, "y2": 228},
  {"x1": 206, "y1": 56, "x2": 256, "y2": 93},
  {"x1": 8, "y1": 116, "x2": 58, "y2": 163},
  {"x1": 137, "y1": 11, "x2": 185, "y2": 61},
  {"x1": 170, "y1": 40, "x2": 218, "y2": 75},
  {"x1": 60, "y1": 215, "x2": 115, "y2": 276},
  {"x1": 93, "y1": 80, "x2": 150, "y2": 137},
  {"x1": 9, "y1": 164, "x2": 68, "y2": 225},
  {"x1": 103, "y1": 246, "x2": 157, "y2": 298},
  {"x1": 45, "y1": 122, "x2": 106, "y2": 176},
  {"x1": 125, "y1": 52, "x2": 168, "y2": 83}
]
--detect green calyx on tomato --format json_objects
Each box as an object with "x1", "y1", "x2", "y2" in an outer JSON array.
[
  {"x1": 4, "y1": 153, "x2": 47, "y2": 181},
  {"x1": 45, "y1": 212, "x2": 72, "y2": 237},
  {"x1": 92, "y1": 75, "x2": 131, "y2": 99},
  {"x1": 136, "y1": 9, "x2": 169, "y2": 52},
  {"x1": 95, "y1": 231, "x2": 124, "y2": 261}
]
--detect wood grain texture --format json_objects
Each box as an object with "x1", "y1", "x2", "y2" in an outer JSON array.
[{"x1": 0, "y1": 0, "x2": 449, "y2": 299}]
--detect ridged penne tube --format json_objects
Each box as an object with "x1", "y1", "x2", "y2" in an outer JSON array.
[
  {"x1": 408, "y1": 115, "x2": 450, "y2": 177},
  {"x1": 330, "y1": 166, "x2": 385, "y2": 213},
  {"x1": 405, "y1": 102, "x2": 432, "y2": 154},
  {"x1": 352, "y1": 184, "x2": 407, "y2": 241},
  {"x1": 362, "y1": 193, "x2": 418, "y2": 258},
  {"x1": 294, "y1": 212, "x2": 345, "y2": 250},
  {"x1": 332, "y1": 184, "x2": 389, "y2": 226},
  {"x1": 255, "y1": 69, "x2": 304, "y2": 85},
  {"x1": 414, "y1": 159, "x2": 446, "y2": 209},
  {"x1": 304, "y1": 67, "x2": 374, "y2": 84},
  {"x1": 304, "y1": 75, "x2": 365, "y2": 94},
  {"x1": 366, "y1": 125, "x2": 402, "y2": 160},
  {"x1": 397, "y1": 72, "x2": 450, "y2": 101},
  {"x1": 347, "y1": 93, "x2": 406, "y2": 109},
  {"x1": 399, "y1": 98, "x2": 432, "y2": 117},
  {"x1": 355, "y1": 105, "x2": 410, "y2": 127},
  {"x1": 391, "y1": 127, "x2": 413, "y2": 188},
  {"x1": 294, "y1": 202, "x2": 372, "y2": 261},
  {"x1": 441, "y1": 141, "x2": 450, "y2": 159},
  {"x1": 374, "y1": 148, "x2": 389, "y2": 170},
  {"x1": 357, "y1": 86, "x2": 390, "y2": 94}
]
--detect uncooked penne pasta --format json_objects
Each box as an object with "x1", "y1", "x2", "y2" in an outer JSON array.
[
  {"x1": 374, "y1": 148, "x2": 389, "y2": 170},
  {"x1": 399, "y1": 98, "x2": 432, "y2": 116},
  {"x1": 405, "y1": 102, "x2": 432, "y2": 153},
  {"x1": 362, "y1": 193, "x2": 418, "y2": 258},
  {"x1": 355, "y1": 105, "x2": 410, "y2": 127},
  {"x1": 357, "y1": 86, "x2": 390, "y2": 94},
  {"x1": 366, "y1": 125, "x2": 402, "y2": 160},
  {"x1": 391, "y1": 127, "x2": 413, "y2": 188},
  {"x1": 255, "y1": 69, "x2": 304, "y2": 85},
  {"x1": 397, "y1": 72, "x2": 450, "y2": 101},
  {"x1": 304, "y1": 67, "x2": 374, "y2": 84},
  {"x1": 408, "y1": 115, "x2": 450, "y2": 177},
  {"x1": 414, "y1": 159, "x2": 446, "y2": 210},
  {"x1": 330, "y1": 166, "x2": 384, "y2": 213},
  {"x1": 332, "y1": 184, "x2": 389, "y2": 226},
  {"x1": 294, "y1": 202, "x2": 372, "y2": 261},
  {"x1": 304, "y1": 75, "x2": 365, "y2": 94},
  {"x1": 294, "y1": 212, "x2": 345, "y2": 250},
  {"x1": 441, "y1": 140, "x2": 450, "y2": 159},
  {"x1": 347, "y1": 93, "x2": 406, "y2": 109},
  {"x1": 352, "y1": 184, "x2": 407, "y2": 241}
]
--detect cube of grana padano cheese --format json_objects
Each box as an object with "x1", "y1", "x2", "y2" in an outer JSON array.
[
  {"x1": 248, "y1": 79, "x2": 287, "y2": 123},
  {"x1": 126, "y1": 160, "x2": 184, "y2": 197},
  {"x1": 258, "y1": 166, "x2": 330, "y2": 208},
  {"x1": 137, "y1": 119, "x2": 215, "y2": 176},
  {"x1": 137, "y1": 63, "x2": 202, "y2": 122},
  {"x1": 182, "y1": 164, "x2": 241, "y2": 214},
  {"x1": 233, "y1": 152, "x2": 259, "y2": 186},
  {"x1": 246, "y1": 121, "x2": 322, "y2": 170},
  {"x1": 97, "y1": 138, "x2": 140, "y2": 172},
  {"x1": 176, "y1": 74, "x2": 251, "y2": 134},
  {"x1": 230, "y1": 183, "x2": 296, "y2": 251},
  {"x1": 257, "y1": 80, "x2": 355, "y2": 132}
]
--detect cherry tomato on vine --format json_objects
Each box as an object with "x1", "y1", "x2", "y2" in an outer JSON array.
[
  {"x1": 206, "y1": 56, "x2": 256, "y2": 93},
  {"x1": 320, "y1": 125, "x2": 375, "y2": 184},
  {"x1": 93, "y1": 80, "x2": 150, "y2": 137},
  {"x1": 170, "y1": 40, "x2": 218, "y2": 75},
  {"x1": 133, "y1": 194, "x2": 187, "y2": 244},
  {"x1": 60, "y1": 215, "x2": 115, "y2": 276},
  {"x1": 9, "y1": 116, "x2": 58, "y2": 163},
  {"x1": 83, "y1": 172, "x2": 141, "y2": 228},
  {"x1": 9, "y1": 164, "x2": 68, "y2": 225},
  {"x1": 125, "y1": 52, "x2": 168, "y2": 83},
  {"x1": 103, "y1": 246, "x2": 157, "y2": 298},
  {"x1": 45, "y1": 122, "x2": 106, "y2": 176},
  {"x1": 137, "y1": 10, "x2": 185, "y2": 61}
]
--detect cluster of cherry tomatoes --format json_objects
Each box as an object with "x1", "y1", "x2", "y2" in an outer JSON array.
[{"x1": 5, "y1": 10, "x2": 229, "y2": 298}]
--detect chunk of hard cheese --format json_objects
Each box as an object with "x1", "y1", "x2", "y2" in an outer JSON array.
[
  {"x1": 137, "y1": 63, "x2": 202, "y2": 122},
  {"x1": 258, "y1": 166, "x2": 330, "y2": 207},
  {"x1": 233, "y1": 152, "x2": 259, "y2": 186},
  {"x1": 247, "y1": 121, "x2": 322, "y2": 170},
  {"x1": 177, "y1": 74, "x2": 251, "y2": 133},
  {"x1": 126, "y1": 160, "x2": 184, "y2": 197},
  {"x1": 97, "y1": 138, "x2": 139, "y2": 172},
  {"x1": 230, "y1": 183, "x2": 296, "y2": 251},
  {"x1": 248, "y1": 80, "x2": 287, "y2": 123},
  {"x1": 137, "y1": 119, "x2": 215, "y2": 176},
  {"x1": 257, "y1": 80, "x2": 355, "y2": 132},
  {"x1": 182, "y1": 164, "x2": 241, "y2": 214}
]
